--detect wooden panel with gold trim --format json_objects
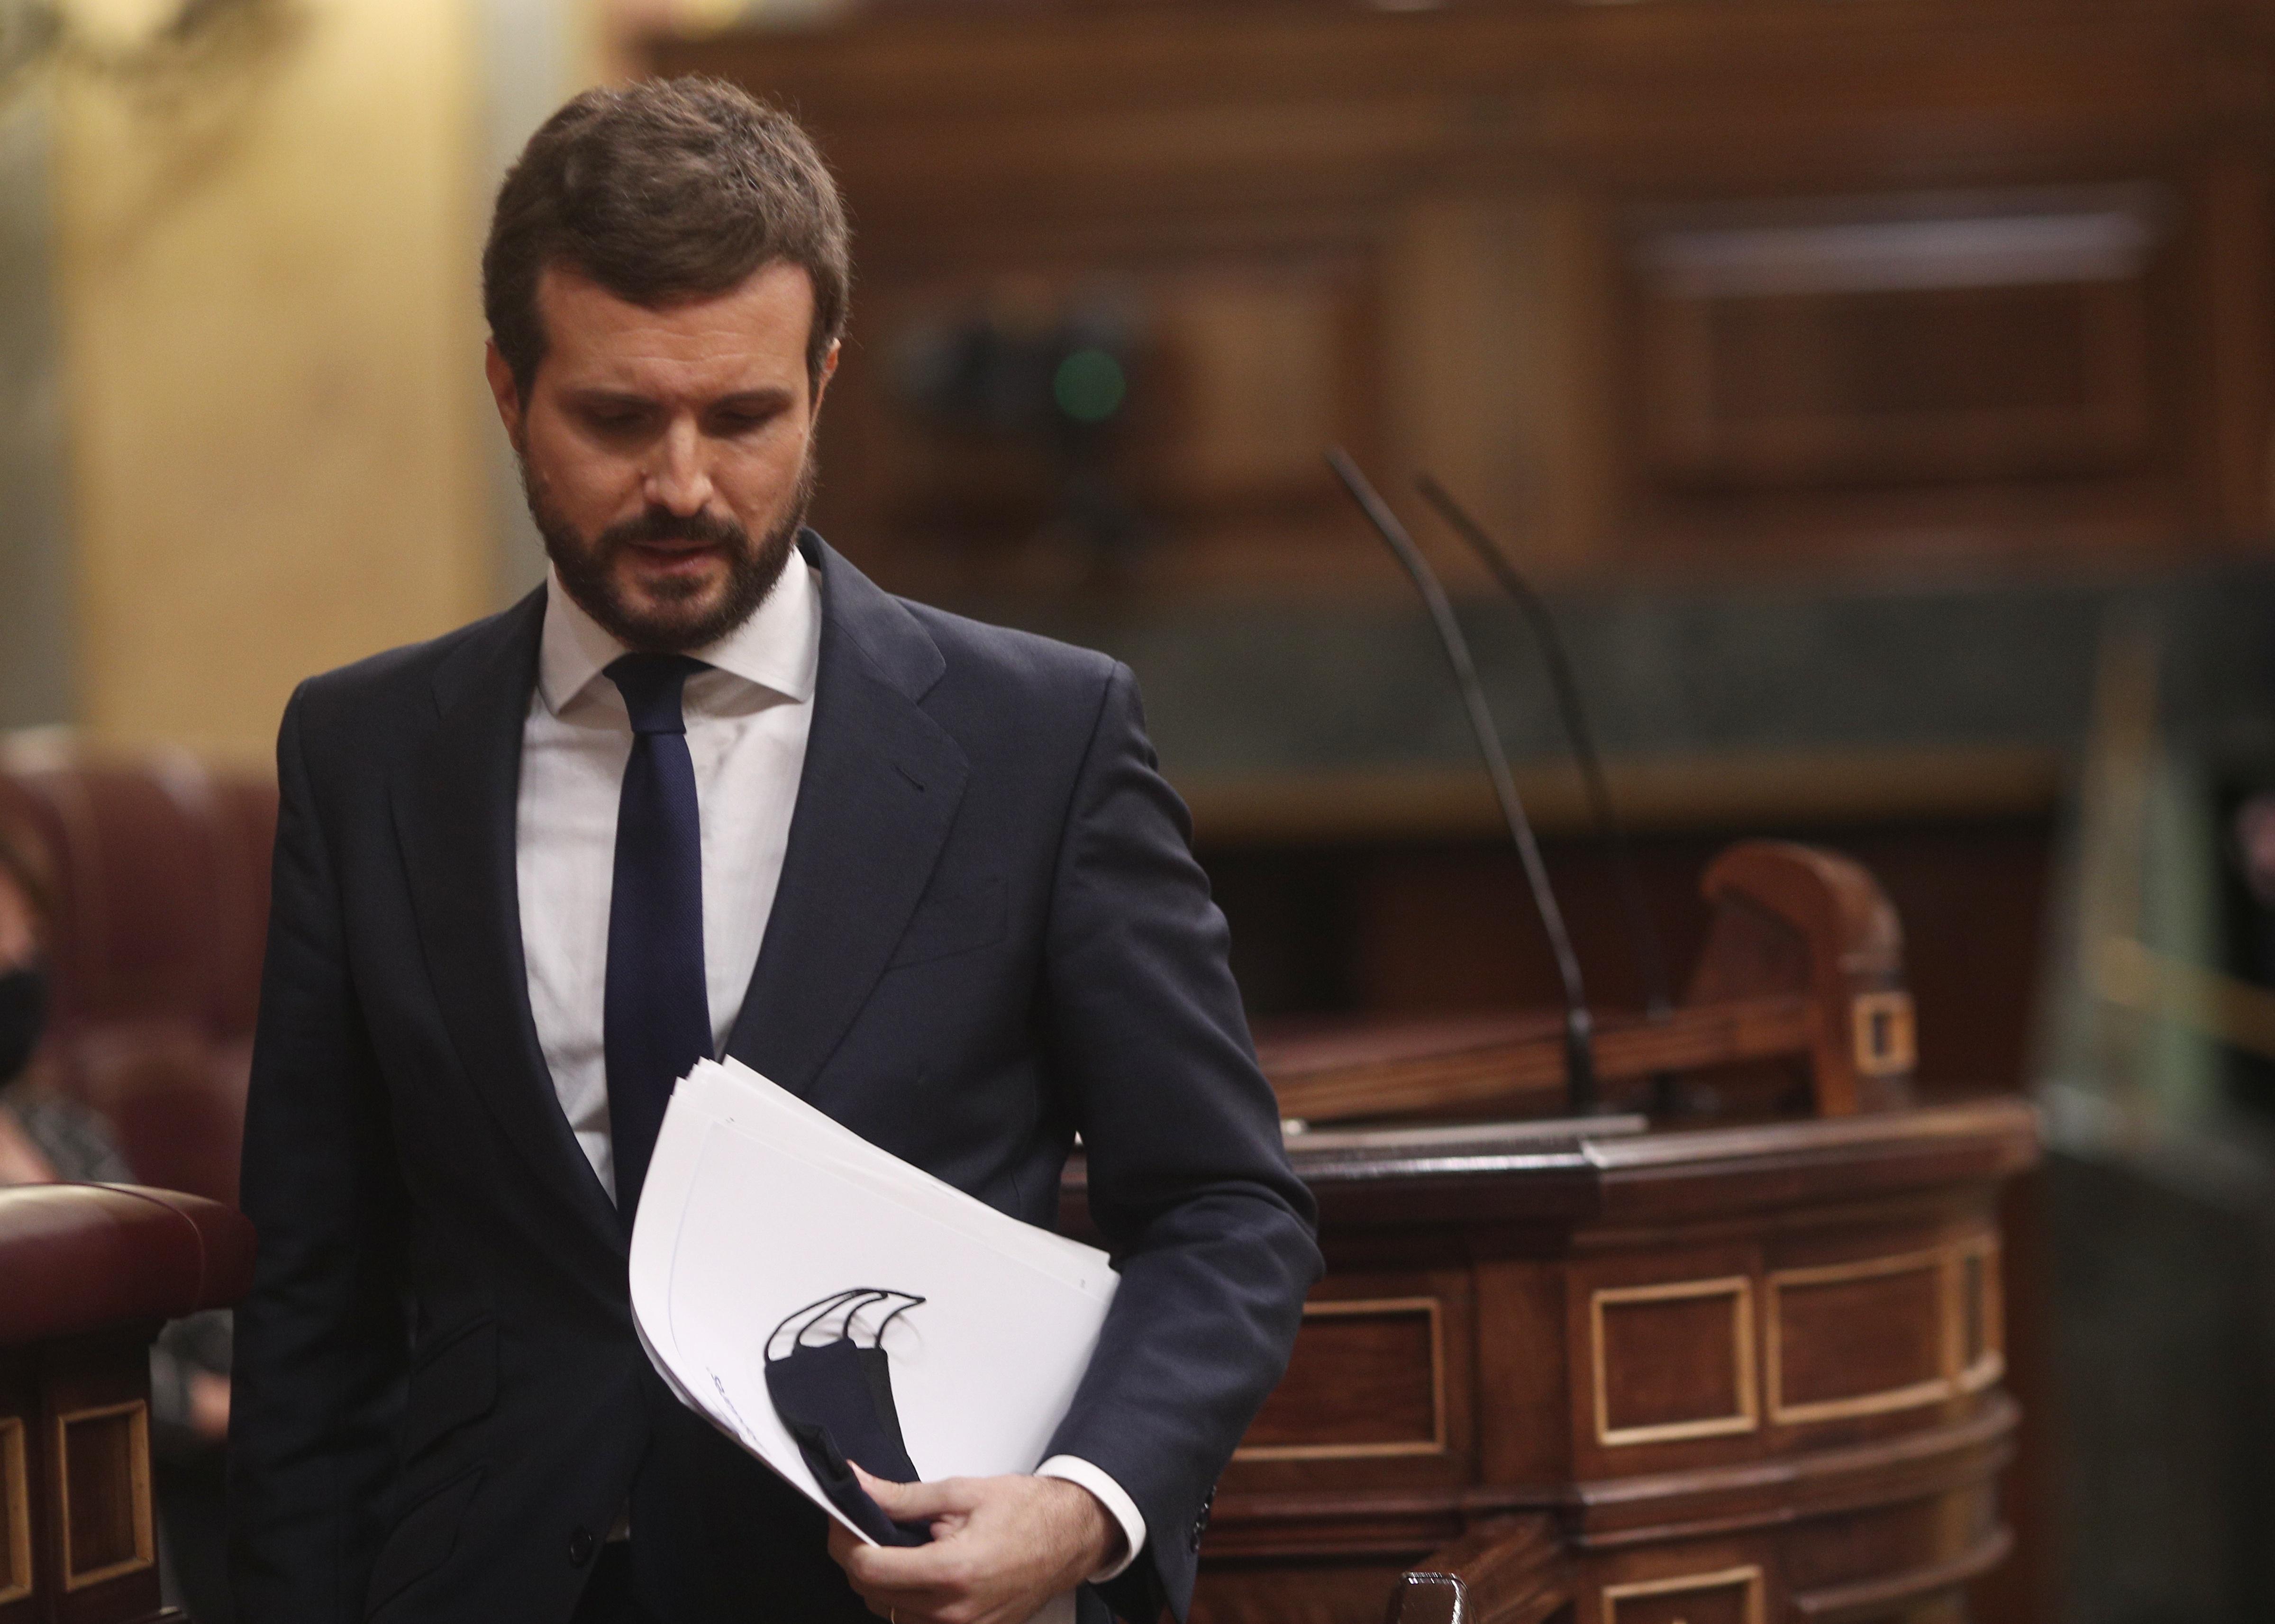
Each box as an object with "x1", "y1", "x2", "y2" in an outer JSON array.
[
  {"x1": 1953, "y1": 1234, "x2": 2006, "y2": 1395},
  {"x1": 0, "y1": 1416, "x2": 27, "y2": 1607},
  {"x1": 1591, "y1": 1278, "x2": 1759, "y2": 1448},
  {"x1": 1765, "y1": 1229, "x2": 2007, "y2": 1427},
  {"x1": 1235, "y1": 1297, "x2": 1447, "y2": 1462},
  {"x1": 1849, "y1": 990, "x2": 1916, "y2": 1079},
  {"x1": 1602, "y1": 1563, "x2": 1767, "y2": 1624},
  {"x1": 53, "y1": 1400, "x2": 153, "y2": 1593},
  {"x1": 1766, "y1": 1250, "x2": 1952, "y2": 1425}
]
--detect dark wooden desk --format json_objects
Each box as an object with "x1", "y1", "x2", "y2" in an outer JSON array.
[
  {"x1": 1060, "y1": 836, "x2": 2038, "y2": 1623},
  {"x1": 1065, "y1": 1100, "x2": 2037, "y2": 1624}
]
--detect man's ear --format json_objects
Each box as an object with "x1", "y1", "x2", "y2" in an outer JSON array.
[
  {"x1": 484, "y1": 340, "x2": 525, "y2": 450},
  {"x1": 810, "y1": 339, "x2": 841, "y2": 416}
]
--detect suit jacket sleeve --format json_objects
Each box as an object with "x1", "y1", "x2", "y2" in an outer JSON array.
[
  {"x1": 229, "y1": 685, "x2": 410, "y2": 1623},
  {"x1": 1037, "y1": 662, "x2": 1323, "y2": 1623}
]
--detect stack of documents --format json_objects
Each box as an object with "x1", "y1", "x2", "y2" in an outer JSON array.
[{"x1": 630, "y1": 1057, "x2": 1121, "y2": 1555}]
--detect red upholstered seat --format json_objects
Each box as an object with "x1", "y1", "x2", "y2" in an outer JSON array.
[{"x1": 0, "y1": 744, "x2": 277, "y2": 1209}]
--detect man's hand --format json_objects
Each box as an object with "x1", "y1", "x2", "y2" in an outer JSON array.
[
  {"x1": 828, "y1": 1462, "x2": 1123, "y2": 1624},
  {"x1": 188, "y1": 1370, "x2": 232, "y2": 1443}
]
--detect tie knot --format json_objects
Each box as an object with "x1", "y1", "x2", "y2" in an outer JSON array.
[{"x1": 606, "y1": 654, "x2": 707, "y2": 736}]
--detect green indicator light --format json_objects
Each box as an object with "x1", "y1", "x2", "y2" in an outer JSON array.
[{"x1": 1053, "y1": 348, "x2": 1127, "y2": 423}]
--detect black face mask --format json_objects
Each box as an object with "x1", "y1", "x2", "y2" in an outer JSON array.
[
  {"x1": 0, "y1": 963, "x2": 46, "y2": 1087},
  {"x1": 764, "y1": 1289, "x2": 933, "y2": 1548}
]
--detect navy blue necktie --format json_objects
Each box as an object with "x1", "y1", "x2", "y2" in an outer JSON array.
[{"x1": 603, "y1": 653, "x2": 712, "y2": 1221}]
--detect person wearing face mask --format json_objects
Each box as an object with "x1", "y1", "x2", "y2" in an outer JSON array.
[
  {"x1": 0, "y1": 812, "x2": 237, "y2": 1620},
  {"x1": 0, "y1": 820, "x2": 57, "y2": 1178}
]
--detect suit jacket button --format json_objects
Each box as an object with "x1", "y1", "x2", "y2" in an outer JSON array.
[{"x1": 569, "y1": 1528, "x2": 597, "y2": 1567}]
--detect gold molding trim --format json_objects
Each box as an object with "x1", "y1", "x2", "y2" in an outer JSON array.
[
  {"x1": 1592, "y1": 1276, "x2": 1759, "y2": 1448},
  {"x1": 1851, "y1": 989, "x2": 1916, "y2": 1077},
  {"x1": 1954, "y1": 1234, "x2": 2007, "y2": 1394},
  {"x1": 1768, "y1": 1249, "x2": 1953, "y2": 1424},
  {"x1": 55, "y1": 1400, "x2": 154, "y2": 1593},
  {"x1": 0, "y1": 1416, "x2": 29, "y2": 1605},
  {"x1": 1233, "y1": 1297, "x2": 1447, "y2": 1462},
  {"x1": 1602, "y1": 1562, "x2": 1766, "y2": 1624}
]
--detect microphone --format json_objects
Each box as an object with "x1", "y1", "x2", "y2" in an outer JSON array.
[
  {"x1": 1326, "y1": 448, "x2": 1598, "y2": 1115},
  {"x1": 1413, "y1": 474, "x2": 1674, "y2": 1023}
]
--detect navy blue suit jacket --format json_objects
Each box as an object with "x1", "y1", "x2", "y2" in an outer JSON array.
[{"x1": 228, "y1": 535, "x2": 1321, "y2": 1623}]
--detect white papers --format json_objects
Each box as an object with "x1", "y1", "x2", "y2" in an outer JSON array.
[{"x1": 629, "y1": 1057, "x2": 1120, "y2": 1567}]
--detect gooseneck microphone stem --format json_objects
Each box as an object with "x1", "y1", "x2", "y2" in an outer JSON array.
[
  {"x1": 1328, "y1": 448, "x2": 1598, "y2": 1114},
  {"x1": 1414, "y1": 474, "x2": 1674, "y2": 1024}
]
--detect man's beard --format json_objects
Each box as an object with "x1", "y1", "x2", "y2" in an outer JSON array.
[{"x1": 526, "y1": 454, "x2": 815, "y2": 653}]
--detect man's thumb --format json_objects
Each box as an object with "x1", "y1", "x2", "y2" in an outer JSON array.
[{"x1": 850, "y1": 1461, "x2": 958, "y2": 1521}]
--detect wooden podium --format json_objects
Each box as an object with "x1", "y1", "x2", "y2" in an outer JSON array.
[{"x1": 1069, "y1": 842, "x2": 2038, "y2": 1624}]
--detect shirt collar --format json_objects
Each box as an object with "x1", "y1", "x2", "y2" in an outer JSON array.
[{"x1": 537, "y1": 547, "x2": 821, "y2": 717}]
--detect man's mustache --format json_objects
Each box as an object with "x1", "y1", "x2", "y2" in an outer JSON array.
[{"x1": 595, "y1": 508, "x2": 751, "y2": 553}]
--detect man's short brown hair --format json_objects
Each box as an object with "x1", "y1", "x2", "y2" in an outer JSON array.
[{"x1": 483, "y1": 77, "x2": 851, "y2": 400}]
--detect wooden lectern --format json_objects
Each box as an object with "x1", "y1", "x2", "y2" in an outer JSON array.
[
  {"x1": 0, "y1": 1184, "x2": 254, "y2": 1624},
  {"x1": 1069, "y1": 841, "x2": 2037, "y2": 1624}
]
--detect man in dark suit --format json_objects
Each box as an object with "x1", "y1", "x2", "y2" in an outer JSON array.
[{"x1": 227, "y1": 78, "x2": 1320, "y2": 1624}]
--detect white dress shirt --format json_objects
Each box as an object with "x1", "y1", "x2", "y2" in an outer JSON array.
[{"x1": 515, "y1": 560, "x2": 1143, "y2": 1591}]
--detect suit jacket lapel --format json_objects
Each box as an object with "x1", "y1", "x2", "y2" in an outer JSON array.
[
  {"x1": 391, "y1": 588, "x2": 624, "y2": 1254},
  {"x1": 724, "y1": 536, "x2": 969, "y2": 1094}
]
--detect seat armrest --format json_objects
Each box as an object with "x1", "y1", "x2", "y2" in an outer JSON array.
[{"x1": 0, "y1": 1182, "x2": 255, "y2": 1348}]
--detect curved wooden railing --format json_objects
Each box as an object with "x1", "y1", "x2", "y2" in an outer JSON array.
[{"x1": 0, "y1": 1183, "x2": 254, "y2": 1624}]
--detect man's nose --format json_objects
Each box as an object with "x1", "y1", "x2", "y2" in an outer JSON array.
[{"x1": 644, "y1": 417, "x2": 715, "y2": 515}]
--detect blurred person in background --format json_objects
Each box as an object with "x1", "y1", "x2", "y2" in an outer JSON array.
[{"x1": 0, "y1": 813, "x2": 236, "y2": 1622}]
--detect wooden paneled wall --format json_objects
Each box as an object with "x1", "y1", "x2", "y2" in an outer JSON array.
[{"x1": 655, "y1": 0, "x2": 2275, "y2": 600}]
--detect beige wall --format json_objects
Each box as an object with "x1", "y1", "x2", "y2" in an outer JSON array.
[
  {"x1": 53, "y1": 0, "x2": 492, "y2": 762},
  {"x1": 0, "y1": 92, "x2": 71, "y2": 733}
]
